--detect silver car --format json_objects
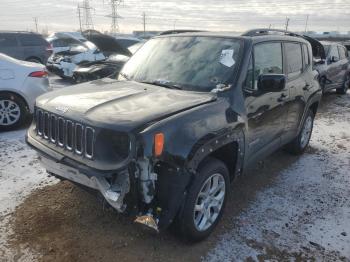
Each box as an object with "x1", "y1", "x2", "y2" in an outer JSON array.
[{"x1": 0, "y1": 53, "x2": 51, "y2": 130}]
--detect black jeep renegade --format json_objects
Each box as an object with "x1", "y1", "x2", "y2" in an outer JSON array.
[{"x1": 27, "y1": 29, "x2": 321, "y2": 241}]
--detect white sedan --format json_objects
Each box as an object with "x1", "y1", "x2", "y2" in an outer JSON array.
[{"x1": 0, "y1": 53, "x2": 51, "y2": 130}]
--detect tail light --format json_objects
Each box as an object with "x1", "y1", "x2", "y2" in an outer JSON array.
[
  {"x1": 29, "y1": 71, "x2": 48, "y2": 78},
  {"x1": 46, "y1": 43, "x2": 53, "y2": 54}
]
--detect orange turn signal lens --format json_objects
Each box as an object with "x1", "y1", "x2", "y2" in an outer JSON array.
[{"x1": 154, "y1": 133, "x2": 164, "y2": 157}]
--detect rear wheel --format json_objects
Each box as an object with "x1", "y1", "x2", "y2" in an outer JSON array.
[
  {"x1": 285, "y1": 109, "x2": 314, "y2": 155},
  {"x1": 320, "y1": 77, "x2": 327, "y2": 95},
  {"x1": 0, "y1": 93, "x2": 28, "y2": 131},
  {"x1": 336, "y1": 74, "x2": 349, "y2": 95},
  {"x1": 176, "y1": 157, "x2": 229, "y2": 241}
]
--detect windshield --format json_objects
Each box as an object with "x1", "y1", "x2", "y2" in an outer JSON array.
[{"x1": 119, "y1": 36, "x2": 242, "y2": 92}]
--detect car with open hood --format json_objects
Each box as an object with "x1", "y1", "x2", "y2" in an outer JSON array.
[
  {"x1": 313, "y1": 41, "x2": 350, "y2": 94},
  {"x1": 27, "y1": 29, "x2": 322, "y2": 241},
  {"x1": 46, "y1": 32, "x2": 105, "y2": 79},
  {"x1": 47, "y1": 30, "x2": 134, "y2": 81}
]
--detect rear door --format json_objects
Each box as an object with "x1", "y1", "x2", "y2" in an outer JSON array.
[
  {"x1": 244, "y1": 41, "x2": 288, "y2": 160},
  {"x1": 325, "y1": 45, "x2": 343, "y2": 88},
  {"x1": 17, "y1": 34, "x2": 46, "y2": 62},
  {"x1": 0, "y1": 33, "x2": 22, "y2": 59},
  {"x1": 283, "y1": 42, "x2": 312, "y2": 142}
]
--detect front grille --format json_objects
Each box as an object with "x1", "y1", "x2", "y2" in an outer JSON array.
[{"x1": 35, "y1": 108, "x2": 95, "y2": 159}]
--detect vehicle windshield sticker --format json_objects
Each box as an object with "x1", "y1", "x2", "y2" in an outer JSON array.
[{"x1": 219, "y1": 49, "x2": 235, "y2": 67}]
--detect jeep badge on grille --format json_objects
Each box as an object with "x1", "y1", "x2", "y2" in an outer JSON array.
[{"x1": 55, "y1": 106, "x2": 69, "y2": 114}]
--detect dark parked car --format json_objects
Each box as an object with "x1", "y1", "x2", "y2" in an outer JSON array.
[
  {"x1": 0, "y1": 31, "x2": 52, "y2": 64},
  {"x1": 315, "y1": 41, "x2": 350, "y2": 94},
  {"x1": 26, "y1": 29, "x2": 321, "y2": 241}
]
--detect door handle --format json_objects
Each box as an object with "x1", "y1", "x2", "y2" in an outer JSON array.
[{"x1": 277, "y1": 93, "x2": 287, "y2": 102}]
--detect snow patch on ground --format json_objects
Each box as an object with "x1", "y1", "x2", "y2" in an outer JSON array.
[
  {"x1": 0, "y1": 129, "x2": 58, "y2": 260},
  {"x1": 206, "y1": 94, "x2": 350, "y2": 261}
]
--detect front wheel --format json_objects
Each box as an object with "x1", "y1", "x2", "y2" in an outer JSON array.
[
  {"x1": 285, "y1": 109, "x2": 314, "y2": 155},
  {"x1": 176, "y1": 157, "x2": 229, "y2": 241}
]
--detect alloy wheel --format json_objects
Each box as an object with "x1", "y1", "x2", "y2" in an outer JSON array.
[
  {"x1": 300, "y1": 115, "x2": 313, "y2": 148},
  {"x1": 193, "y1": 173, "x2": 226, "y2": 232},
  {"x1": 0, "y1": 99, "x2": 21, "y2": 126}
]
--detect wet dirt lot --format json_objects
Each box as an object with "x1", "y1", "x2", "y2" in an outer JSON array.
[{"x1": 0, "y1": 90, "x2": 349, "y2": 261}]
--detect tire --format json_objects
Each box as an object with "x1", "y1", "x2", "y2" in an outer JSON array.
[
  {"x1": 319, "y1": 77, "x2": 327, "y2": 95},
  {"x1": 176, "y1": 157, "x2": 229, "y2": 241},
  {"x1": 0, "y1": 93, "x2": 29, "y2": 131},
  {"x1": 73, "y1": 73, "x2": 83, "y2": 84},
  {"x1": 285, "y1": 109, "x2": 314, "y2": 155},
  {"x1": 336, "y1": 74, "x2": 349, "y2": 95}
]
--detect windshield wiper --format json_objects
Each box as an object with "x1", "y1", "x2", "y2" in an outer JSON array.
[
  {"x1": 139, "y1": 80, "x2": 182, "y2": 90},
  {"x1": 119, "y1": 72, "x2": 130, "y2": 80}
]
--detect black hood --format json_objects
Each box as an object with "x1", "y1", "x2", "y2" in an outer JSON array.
[
  {"x1": 36, "y1": 79, "x2": 216, "y2": 132},
  {"x1": 82, "y1": 30, "x2": 131, "y2": 56}
]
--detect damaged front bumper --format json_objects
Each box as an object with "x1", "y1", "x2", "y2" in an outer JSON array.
[
  {"x1": 40, "y1": 156, "x2": 130, "y2": 212},
  {"x1": 27, "y1": 130, "x2": 192, "y2": 233}
]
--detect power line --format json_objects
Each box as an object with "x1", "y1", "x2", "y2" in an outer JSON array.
[
  {"x1": 285, "y1": 17, "x2": 290, "y2": 31},
  {"x1": 142, "y1": 12, "x2": 146, "y2": 36},
  {"x1": 77, "y1": 4, "x2": 83, "y2": 32},
  {"x1": 304, "y1": 14, "x2": 309, "y2": 32},
  {"x1": 33, "y1": 17, "x2": 38, "y2": 32}
]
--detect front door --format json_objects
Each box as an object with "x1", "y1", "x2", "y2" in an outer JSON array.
[{"x1": 244, "y1": 42, "x2": 288, "y2": 163}]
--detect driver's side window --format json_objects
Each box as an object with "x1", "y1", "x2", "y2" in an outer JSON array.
[{"x1": 244, "y1": 42, "x2": 283, "y2": 91}]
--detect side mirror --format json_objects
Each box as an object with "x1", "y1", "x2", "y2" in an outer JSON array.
[
  {"x1": 330, "y1": 56, "x2": 339, "y2": 63},
  {"x1": 258, "y1": 74, "x2": 286, "y2": 93}
]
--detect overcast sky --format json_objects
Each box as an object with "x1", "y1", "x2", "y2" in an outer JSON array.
[{"x1": 0, "y1": 0, "x2": 349, "y2": 34}]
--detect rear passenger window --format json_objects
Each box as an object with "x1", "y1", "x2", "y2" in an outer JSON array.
[
  {"x1": 338, "y1": 46, "x2": 347, "y2": 59},
  {"x1": 253, "y1": 42, "x2": 283, "y2": 89},
  {"x1": 0, "y1": 34, "x2": 18, "y2": 47},
  {"x1": 285, "y1": 43, "x2": 303, "y2": 75},
  {"x1": 18, "y1": 34, "x2": 45, "y2": 46}
]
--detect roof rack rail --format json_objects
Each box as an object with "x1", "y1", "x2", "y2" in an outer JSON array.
[
  {"x1": 242, "y1": 28, "x2": 303, "y2": 38},
  {"x1": 158, "y1": 30, "x2": 205, "y2": 36}
]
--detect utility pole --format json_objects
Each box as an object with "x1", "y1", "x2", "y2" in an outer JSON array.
[
  {"x1": 304, "y1": 14, "x2": 309, "y2": 33},
  {"x1": 33, "y1": 17, "x2": 38, "y2": 33},
  {"x1": 285, "y1": 17, "x2": 290, "y2": 32},
  {"x1": 77, "y1": 4, "x2": 83, "y2": 32},
  {"x1": 78, "y1": 0, "x2": 94, "y2": 31},
  {"x1": 142, "y1": 12, "x2": 146, "y2": 37}
]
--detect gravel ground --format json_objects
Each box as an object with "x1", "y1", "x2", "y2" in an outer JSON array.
[{"x1": 0, "y1": 80, "x2": 349, "y2": 261}]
